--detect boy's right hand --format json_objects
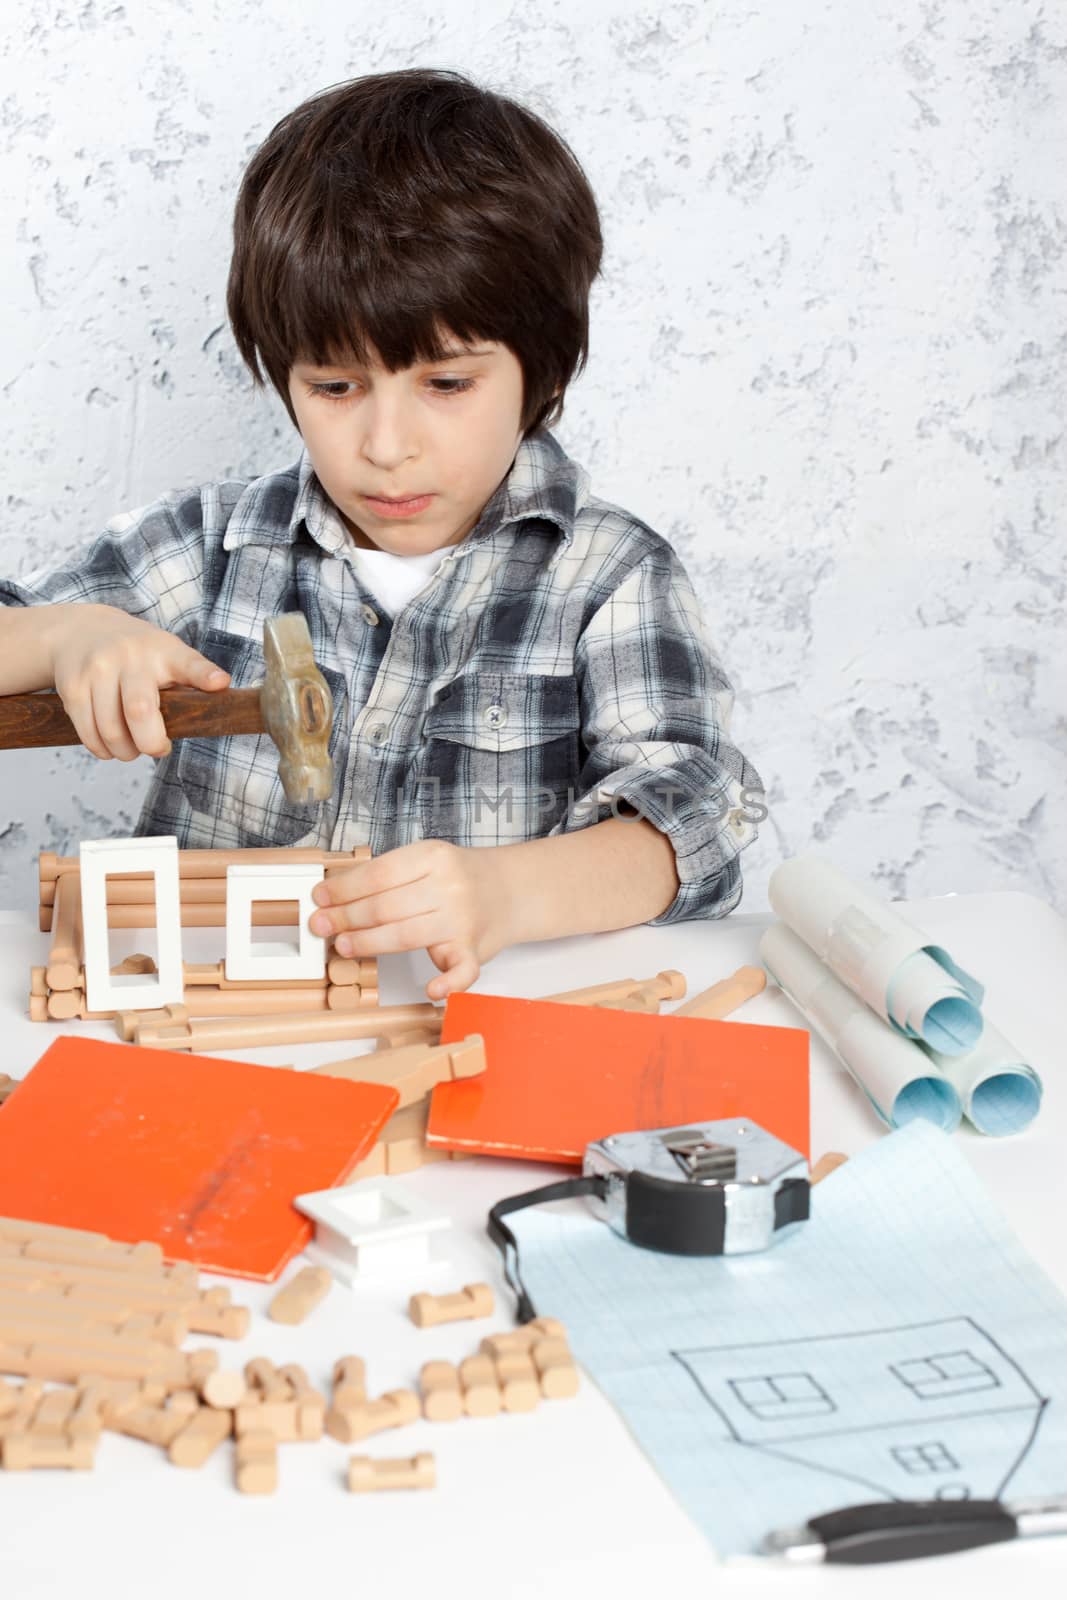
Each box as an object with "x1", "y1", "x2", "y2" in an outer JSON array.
[{"x1": 48, "y1": 604, "x2": 230, "y2": 761}]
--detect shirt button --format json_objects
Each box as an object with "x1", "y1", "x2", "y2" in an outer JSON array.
[
  {"x1": 484, "y1": 703, "x2": 507, "y2": 730},
  {"x1": 360, "y1": 603, "x2": 379, "y2": 626},
  {"x1": 366, "y1": 722, "x2": 388, "y2": 745}
]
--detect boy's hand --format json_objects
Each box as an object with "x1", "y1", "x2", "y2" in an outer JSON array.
[
  {"x1": 47, "y1": 603, "x2": 230, "y2": 760},
  {"x1": 309, "y1": 840, "x2": 510, "y2": 1002}
]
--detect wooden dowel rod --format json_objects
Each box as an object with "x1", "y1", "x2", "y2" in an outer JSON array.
[
  {"x1": 541, "y1": 970, "x2": 686, "y2": 1007},
  {"x1": 672, "y1": 965, "x2": 767, "y2": 1020},
  {"x1": 135, "y1": 1001, "x2": 442, "y2": 1054},
  {"x1": 46, "y1": 869, "x2": 83, "y2": 991},
  {"x1": 40, "y1": 845, "x2": 372, "y2": 893}
]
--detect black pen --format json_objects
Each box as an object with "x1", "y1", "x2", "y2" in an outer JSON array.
[{"x1": 761, "y1": 1496, "x2": 1067, "y2": 1565}]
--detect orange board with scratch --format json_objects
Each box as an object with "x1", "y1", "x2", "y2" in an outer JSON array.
[
  {"x1": 427, "y1": 993, "x2": 809, "y2": 1163},
  {"x1": 0, "y1": 1036, "x2": 398, "y2": 1280}
]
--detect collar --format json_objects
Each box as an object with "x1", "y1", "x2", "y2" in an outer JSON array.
[{"x1": 223, "y1": 428, "x2": 588, "y2": 563}]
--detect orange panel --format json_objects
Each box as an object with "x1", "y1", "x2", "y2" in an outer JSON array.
[
  {"x1": 0, "y1": 1036, "x2": 398, "y2": 1280},
  {"x1": 428, "y1": 993, "x2": 809, "y2": 1163}
]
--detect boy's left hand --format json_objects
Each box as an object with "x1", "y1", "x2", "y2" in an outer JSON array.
[{"x1": 308, "y1": 840, "x2": 510, "y2": 1002}]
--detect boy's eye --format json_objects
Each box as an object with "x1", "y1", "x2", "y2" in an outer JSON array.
[{"x1": 306, "y1": 377, "x2": 475, "y2": 403}]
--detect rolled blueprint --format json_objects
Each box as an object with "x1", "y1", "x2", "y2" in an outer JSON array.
[
  {"x1": 768, "y1": 853, "x2": 984, "y2": 1056},
  {"x1": 918, "y1": 1019, "x2": 1042, "y2": 1136},
  {"x1": 760, "y1": 922, "x2": 962, "y2": 1131}
]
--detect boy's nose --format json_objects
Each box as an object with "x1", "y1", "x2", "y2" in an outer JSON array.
[{"x1": 359, "y1": 401, "x2": 419, "y2": 471}]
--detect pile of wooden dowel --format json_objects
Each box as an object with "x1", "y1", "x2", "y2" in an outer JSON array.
[
  {"x1": 0, "y1": 1216, "x2": 587, "y2": 1498},
  {"x1": 0, "y1": 1213, "x2": 249, "y2": 1472},
  {"x1": 31, "y1": 847, "x2": 380, "y2": 1024}
]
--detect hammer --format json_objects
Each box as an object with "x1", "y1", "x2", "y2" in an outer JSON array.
[{"x1": 0, "y1": 612, "x2": 334, "y2": 805}]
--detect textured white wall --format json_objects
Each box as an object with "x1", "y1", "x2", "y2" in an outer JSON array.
[{"x1": 1, "y1": 0, "x2": 1064, "y2": 920}]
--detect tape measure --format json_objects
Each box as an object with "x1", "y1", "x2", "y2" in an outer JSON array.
[{"x1": 488, "y1": 1118, "x2": 810, "y2": 1322}]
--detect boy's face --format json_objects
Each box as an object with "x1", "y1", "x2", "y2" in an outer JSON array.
[{"x1": 288, "y1": 333, "x2": 526, "y2": 555}]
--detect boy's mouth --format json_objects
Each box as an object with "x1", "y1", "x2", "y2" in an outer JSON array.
[{"x1": 362, "y1": 493, "x2": 435, "y2": 519}]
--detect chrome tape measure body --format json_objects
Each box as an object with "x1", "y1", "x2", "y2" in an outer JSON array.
[
  {"x1": 583, "y1": 1119, "x2": 810, "y2": 1256},
  {"x1": 488, "y1": 1118, "x2": 810, "y2": 1322}
]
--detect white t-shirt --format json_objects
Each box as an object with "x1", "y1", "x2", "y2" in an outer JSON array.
[{"x1": 350, "y1": 540, "x2": 454, "y2": 619}]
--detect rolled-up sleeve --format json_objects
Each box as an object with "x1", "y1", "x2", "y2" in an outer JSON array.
[
  {"x1": 548, "y1": 542, "x2": 766, "y2": 924},
  {"x1": 0, "y1": 488, "x2": 207, "y2": 645}
]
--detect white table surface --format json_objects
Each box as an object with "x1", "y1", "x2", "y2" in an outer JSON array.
[{"x1": 0, "y1": 888, "x2": 1065, "y2": 1600}]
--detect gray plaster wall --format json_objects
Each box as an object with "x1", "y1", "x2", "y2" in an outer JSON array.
[{"x1": 1, "y1": 0, "x2": 1064, "y2": 921}]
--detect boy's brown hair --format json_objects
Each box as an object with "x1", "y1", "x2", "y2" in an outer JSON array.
[{"x1": 227, "y1": 67, "x2": 603, "y2": 438}]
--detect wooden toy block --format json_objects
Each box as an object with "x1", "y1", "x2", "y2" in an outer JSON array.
[
  {"x1": 493, "y1": 1350, "x2": 541, "y2": 1413},
  {"x1": 39, "y1": 845, "x2": 373, "y2": 916},
  {"x1": 2, "y1": 1339, "x2": 183, "y2": 1388},
  {"x1": 167, "y1": 1387, "x2": 200, "y2": 1418},
  {"x1": 0, "y1": 1379, "x2": 44, "y2": 1435},
  {"x1": 29, "y1": 1387, "x2": 78, "y2": 1434},
  {"x1": 326, "y1": 953, "x2": 378, "y2": 988},
  {"x1": 409, "y1": 1282, "x2": 493, "y2": 1329},
  {"x1": 419, "y1": 1361, "x2": 463, "y2": 1422},
  {"x1": 541, "y1": 970, "x2": 686, "y2": 1008},
  {"x1": 134, "y1": 1002, "x2": 442, "y2": 1054},
  {"x1": 235, "y1": 1428, "x2": 278, "y2": 1494},
  {"x1": 671, "y1": 965, "x2": 766, "y2": 1019},
  {"x1": 46, "y1": 869, "x2": 84, "y2": 992},
  {"x1": 114, "y1": 988, "x2": 341, "y2": 1028},
  {"x1": 332, "y1": 1357, "x2": 366, "y2": 1409},
  {"x1": 187, "y1": 1300, "x2": 250, "y2": 1340},
  {"x1": 11, "y1": 1235, "x2": 163, "y2": 1274},
  {"x1": 531, "y1": 1338, "x2": 579, "y2": 1400},
  {"x1": 107, "y1": 1403, "x2": 188, "y2": 1449},
  {"x1": 313, "y1": 1034, "x2": 485, "y2": 1110},
  {"x1": 277, "y1": 1364, "x2": 326, "y2": 1417},
  {"x1": 344, "y1": 1096, "x2": 465, "y2": 1184},
  {"x1": 235, "y1": 1399, "x2": 323, "y2": 1442},
  {"x1": 478, "y1": 1319, "x2": 564, "y2": 1359},
  {"x1": 811, "y1": 1151, "x2": 849, "y2": 1184},
  {"x1": 0, "y1": 1321, "x2": 197, "y2": 1385},
  {"x1": 0, "y1": 1292, "x2": 186, "y2": 1347},
  {"x1": 0, "y1": 1214, "x2": 162, "y2": 1259},
  {"x1": 198, "y1": 1369, "x2": 247, "y2": 1409},
  {"x1": 0, "y1": 1377, "x2": 17, "y2": 1418},
  {"x1": 168, "y1": 1404, "x2": 233, "y2": 1467},
  {"x1": 325, "y1": 1388, "x2": 418, "y2": 1444},
  {"x1": 347, "y1": 1451, "x2": 435, "y2": 1493},
  {"x1": 458, "y1": 1355, "x2": 501, "y2": 1418},
  {"x1": 68, "y1": 1382, "x2": 109, "y2": 1440},
  {"x1": 266, "y1": 1265, "x2": 332, "y2": 1326},
  {"x1": 1, "y1": 1431, "x2": 96, "y2": 1470},
  {"x1": 244, "y1": 1359, "x2": 292, "y2": 1402},
  {"x1": 0, "y1": 1312, "x2": 199, "y2": 1376},
  {"x1": 0, "y1": 1074, "x2": 18, "y2": 1105},
  {"x1": 0, "y1": 1265, "x2": 198, "y2": 1318}
]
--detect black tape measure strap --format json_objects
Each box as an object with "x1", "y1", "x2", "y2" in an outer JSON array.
[{"x1": 487, "y1": 1174, "x2": 607, "y2": 1324}]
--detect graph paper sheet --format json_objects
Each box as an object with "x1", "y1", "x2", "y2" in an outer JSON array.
[{"x1": 509, "y1": 1121, "x2": 1067, "y2": 1560}]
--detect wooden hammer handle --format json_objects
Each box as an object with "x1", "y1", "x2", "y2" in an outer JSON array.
[{"x1": 0, "y1": 687, "x2": 265, "y2": 751}]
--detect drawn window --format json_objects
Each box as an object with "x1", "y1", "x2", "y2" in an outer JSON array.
[
  {"x1": 892, "y1": 1441, "x2": 960, "y2": 1475},
  {"x1": 891, "y1": 1349, "x2": 998, "y2": 1400},
  {"x1": 728, "y1": 1372, "x2": 834, "y2": 1421}
]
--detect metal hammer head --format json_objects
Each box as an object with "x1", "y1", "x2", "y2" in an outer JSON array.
[{"x1": 260, "y1": 613, "x2": 335, "y2": 805}]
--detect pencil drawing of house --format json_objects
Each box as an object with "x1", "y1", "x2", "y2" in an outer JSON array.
[{"x1": 672, "y1": 1316, "x2": 1046, "y2": 1502}]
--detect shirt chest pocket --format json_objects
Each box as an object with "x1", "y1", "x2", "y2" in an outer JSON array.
[
  {"x1": 412, "y1": 671, "x2": 581, "y2": 844},
  {"x1": 175, "y1": 625, "x2": 348, "y2": 847}
]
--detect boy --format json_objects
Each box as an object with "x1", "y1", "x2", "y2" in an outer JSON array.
[{"x1": 0, "y1": 68, "x2": 766, "y2": 1001}]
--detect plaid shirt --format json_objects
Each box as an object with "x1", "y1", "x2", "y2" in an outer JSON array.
[{"x1": 0, "y1": 429, "x2": 765, "y2": 924}]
